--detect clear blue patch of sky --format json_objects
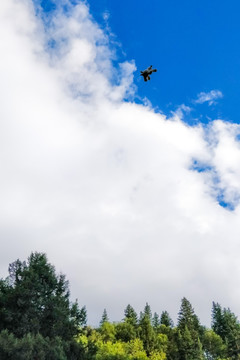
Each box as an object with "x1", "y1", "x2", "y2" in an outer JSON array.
[
  {"x1": 217, "y1": 194, "x2": 235, "y2": 211},
  {"x1": 190, "y1": 160, "x2": 213, "y2": 173},
  {"x1": 35, "y1": 0, "x2": 56, "y2": 12}
]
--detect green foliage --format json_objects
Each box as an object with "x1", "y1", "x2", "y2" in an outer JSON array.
[
  {"x1": 176, "y1": 326, "x2": 204, "y2": 360},
  {"x1": 77, "y1": 328, "x2": 101, "y2": 360},
  {"x1": 0, "y1": 330, "x2": 68, "y2": 360},
  {"x1": 152, "y1": 313, "x2": 160, "y2": 330},
  {"x1": 0, "y1": 252, "x2": 86, "y2": 360},
  {"x1": 79, "y1": 305, "x2": 88, "y2": 327},
  {"x1": 100, "y1": 308, "x2": 109, "y2": 326},
  {"x1": 125, "y1": 338, "x2": 148, "y2": 360},
  {"x1": 177, "y1": 298, "x2": 204, "y2": 360},
  {"x1": 2, "y1": 252, "x2": 240, "y2": 360},
  {"x1": 212, "y1": 303, "x2": 226, "y2": 339},
  {"x1": 155, "y1": 334, "x2": 168, "y2": 354},
  {"x1": 124, "y1": 305, "x2": 138, "y2": 327},
  {"x1": 99, "y1": 322, "x2": 116, "y2": 343},
  {"x1": 95, "y1": 341, "x2": 128, "y2": 360},
  {"x1": 202, "y1": 329, "x2": 226, "y2": 360},
  {"x1": 177, "y1": 298, "x2": 201, "y2": 334},
  {"x1": 0, "y1": 252, "x2": 82, "y2": 340},
  {"x1": 115, "y1": 322, "x2": 137, "y2": 342},
  {"x1": 211, "y1": 302, "x2": 240, "y2": 359},
  {"x1": 149, "y1": 351, "x2": 166, "y2": 360},
  {"x1": 138, "y1": 313, "x2": 156, "y2": 356},
  {"x1": 160, "y1": 311, "x2": 174, "y2": 328},
  {"x1": 143, "y1": 303, "x2": 152, "y2": 321},
  {"x1": 95, "y1": 338, "x2": 149, "y2": 360}
]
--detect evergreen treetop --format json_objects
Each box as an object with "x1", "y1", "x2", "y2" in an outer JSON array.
[{"x1": 100, "y1": 308, "x2": 109, "y2": 326}]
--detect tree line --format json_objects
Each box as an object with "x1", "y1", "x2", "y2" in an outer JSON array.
[{"x1": 0, "y1": 252, "x2": 240, "y2": 359}]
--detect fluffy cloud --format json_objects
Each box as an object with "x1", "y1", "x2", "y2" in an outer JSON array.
[
  {"x1": 194, "y1": 90, "x2": 223, "y2": 105},
  {"x1": 1, "y1": 0, "x2": 240, "y2": 326}
]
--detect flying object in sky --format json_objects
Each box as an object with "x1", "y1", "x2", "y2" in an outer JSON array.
[{"x1": 140, "y1": 65, "x2": 157, "y2": 82}]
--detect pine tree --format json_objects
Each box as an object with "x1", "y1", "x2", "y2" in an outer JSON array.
[
  {"x1": 212, "y1": 302, "x2": 240, "y2": 359},
  {"x1": 139, "y1": 313, "x2": 155, "y2": 356},
  {"x1": 177, "y1": 298, "x2": 204, "y2": 360},
  {"x1": 152, "y1": 312, "x2": 160, "y2": 330},
  {"x1": 100, "y1": 308, "x2": 109, "y2": 326},
  {"x1": 0, "y1": 252, "x2": 82, "y2": 340},
  {"x1": 124, "y1": 304, "x2": 138, "y2": 327},
  {"x1": 178, "y1": 298, "x2": 200, "y2": 333},
  {"x1": 177, "y1": 326, "x2": 204, "y2": 360},
  {"x1": 211, "y1": 302, "x2": 225, "y2": 339},
  {"x1": 143, "y1": 302, "x2": 152, "y2": 321},
  {"x1": 160, "y1": 311, "x2": 174, "y2": 328}
]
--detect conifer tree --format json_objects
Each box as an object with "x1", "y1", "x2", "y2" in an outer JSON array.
[
  {"x1": 100, "y1": 308, "x2": 109, "y2": 326},
  {"x1": 139, "y1": 312, "x2": 155, "y2": 356},
  {"x1": 114, "y1": 304, "x2": 138, "y2": 342},
  {"x1": 176, "y1": 326, "x2": 204, "y2": 360},
  {"x1": 79, "y1": 305, "x2": 88, "y2": 329},
  {"x1": 0, "y1": 252, "x2": 86, "y2": 359},
  {"x1": 124, "y1": 304, "x2": 138, "y2": 327},
  {"x1": 177, "y1": 298, "x2": 204, "y2": 360},
  {"x1": 178, "y1": 297, "x2": 200, "y2": 333},
  {"x1": 211, "y1": 302, "x2": 225, "y2": 339},
  {"x1": 0, "y1": 252, "x2": 82, "y2": 340},
  {"x1": 152, "y1": 312, "x2": 160, "y2": 330},
  {"x1": 212, "y1": 302, "x2": 240, "y2": 359},
  {"x1": 160, "y1": 311, "x2": 174, "y2": 328},
  {"x1": 143, "y1": 302, "x2": 152, "y2": 321}
]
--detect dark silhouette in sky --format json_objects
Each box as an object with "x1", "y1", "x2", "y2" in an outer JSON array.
[{"x1": 140, "y1": 65, "x2": 157, "y2": 82}]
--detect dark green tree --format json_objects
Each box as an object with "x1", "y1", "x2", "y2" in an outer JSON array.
[
  {"x1": 115, "y1": 322, "x2": 137, "y2": 342},
  {"x1": 177, "y1": 298, "x2": 200, "y2": 333},
  {"x1": 115, "y1": 304, "x2": 138, "y2": 342},
  {"x1": 0, "y1": 252, "x2": 83, "y2": 340},
  {"x1": 212, "y1": 302, "x2": 240, "y2": 359},
  {"x1": 176, "y1": 298, "x2": 204, "y2": 360},
  {"x1": 211, "y1": 302, "x2": 225, "y2": 339},
  {"x1": 202, "y1": 329, "x2": 226, "y2": 360},
  {"x1": 160, "y1": 311, "x2": 174, "y2": 328},
  {"x1": 0, "y1": 330, "x2": 68, "y2": 360},
  {"x1": 100, "y1": 308, "x2": 109, "y2": 326},
  {"x1": 152, "y1": 312, "x2": 160, "y2": 330},
  {"x1": 138, "y1": 313, "x2": 155, "y2": 356},
  {"x1": 79, "y1": 305, "x2": 87, "y2": 328},
  {"x1": 123, "y1": 304, "x2": 138, "y2": 327},
  {"x1": 143, "y1": 302, "x2": 152, "y2": 321},
  {"x1": 165, "y1": 328, "x2": 179, "y2": 360},
  {"x1": 176, "y1": 326, "x2": 204, "y2": 360}
]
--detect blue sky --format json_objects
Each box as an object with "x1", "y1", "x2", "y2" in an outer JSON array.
[
  {"x1": 2, "y1": 0, "x2": 240, "y2": 325},
  {"x1": 37, "y1": 0, "x2": 240, "y2": 125},
  {"x1": 88, "y1": 0, "x2": 240, "y2": 124}
]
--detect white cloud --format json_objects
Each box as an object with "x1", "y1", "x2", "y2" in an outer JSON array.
[
  {"x1": 1, "y1": 0, "x2": 240, "y2": 327},
  {"x1": 171, "y1": 103, "x2": 192, "y2": 120},
  {"x1": 194, "y1": 90, "x2": 223, "y2": 105}
]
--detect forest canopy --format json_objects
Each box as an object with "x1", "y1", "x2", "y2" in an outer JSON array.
[{"x1": 0, "y1": 252, "x2": 240, "y2": 360}]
